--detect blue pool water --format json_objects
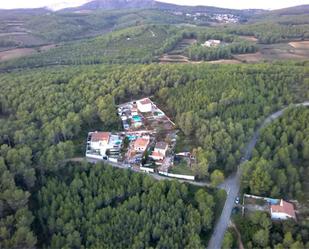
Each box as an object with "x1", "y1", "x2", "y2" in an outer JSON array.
[
  {"x1": 127, "y1": 135, "x2": 137, "y2": 141},
  {"x1": 132, "y1": 115, "x2": 142, "y2": 122}
]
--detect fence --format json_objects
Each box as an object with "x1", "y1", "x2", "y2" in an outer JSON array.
[
  {"x1": 140, "y1": 166, "x2": 155, "y2": 173},
  {"x1": 158, "y1": 171, "x2": 195, "y2": 180}
]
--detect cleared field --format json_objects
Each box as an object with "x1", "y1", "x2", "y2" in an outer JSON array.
[
  {"x1": 233, "y1": 52, "x2": 264, "y2": 62},
  {"x1": 234, "y1": 41, "x2": 309, "y2": 62},
  {"x1": 0, "y1": 44, "x2": 57, "y2": 62},
  {"x1": 239, "y1": 35, "x2": 258, "y2": 42},
  {"x1": 0, "y1": 48, "x2": 36, "y2": 61},
  {"x1": 207, "y1": 59, "x2": 242, "y2": 64},
  {"x1": 38, "y1": 44, "x2": 57, "y2": 52},
  {"x1": 0, "y1": 32, "x2": 28, "y2": 37},
  {"x1": 289, "y1": 41, "x2": 309, "y2": 49},
  {"x1": 160, "y1": 54, "x2": 189, "y2": 63},
  {"x1": 159, "y1": 38, "x2": 196, "y2": 63}
]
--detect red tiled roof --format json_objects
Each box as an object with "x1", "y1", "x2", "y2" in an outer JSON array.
[
  {"x1": 91, "y1": 132, "x2": 110, "y2": 142},
  {"x1": 271, "y1": 200, "x2": 296, "y2": 219},
  {"x1": 134, "y1": 138, "x2": 149, "y2": 148}
]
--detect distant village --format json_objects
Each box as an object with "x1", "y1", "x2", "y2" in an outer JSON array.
[
  {"x1": 86, "y1": 97, "x2": 195, "y2": 180},
  {"x1": 171, "y1": 11, "x2": 239, "y2": 24}
]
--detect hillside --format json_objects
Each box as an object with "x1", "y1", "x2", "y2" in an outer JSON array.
[{"x1": 0, "y1": 1, "x2": 308, "y2": 248}]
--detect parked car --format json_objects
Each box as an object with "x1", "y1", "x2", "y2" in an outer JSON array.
[{"x1": 235, "y1": 197, "x2": 240, "y2": 204}]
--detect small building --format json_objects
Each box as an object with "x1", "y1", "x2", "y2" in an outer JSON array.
[
  {"x1": 154, "y1": 142, "x2": 168, "y2": 156},
  {"x1": 88, "y1": 132, "x2": 122, "y2": 157},
  {"x1": 137, "y1": 98, "x2": 152, "y2": 113},
  {"x1": 270, "y1": 199, "x2": 296, "y2": 220},
  {"x1": 90, "y1": 132, "x2": 110, "y2": 150},
  {"x1": 202, "y1": 39, "x2": 221, "y2": 47},
  {"x1": 150, "y1": 151, "x2": 164, "y2": 161},
  {"x1": 133, "y1": 138, "x2": 150, "y2": 152}
]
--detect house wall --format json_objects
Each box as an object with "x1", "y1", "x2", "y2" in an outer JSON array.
[
  {"x1": 271, "y1": 212, "x2": 291, "y2": 220},
  {"x1": 159, "y1": 171, "x2": 195, "y2": 180},
  {"x1": 150, "y1": 154, "x2": 164, "y2": 160},
  {"x1": 137, "y1": 103, "x2": 152, "y2": 113},
  {"x1": 154, "y1": 148, "x2": 167, "y2": 156},
  {"x1": 86, "y1": 153, "x2": 103, "y2": 160},
  {"x1": 140, "y1": 166, "x2": 154, "y2": 173}
]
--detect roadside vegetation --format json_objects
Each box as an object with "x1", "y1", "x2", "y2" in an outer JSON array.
[
  {"x1": 231, "y1": 211, "x2": 308, "y2": 249},
  {"x1": 242, "y1": 107, "x2": 309, "y2": 202}
]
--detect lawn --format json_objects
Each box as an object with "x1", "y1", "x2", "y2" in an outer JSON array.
[{"x1": 169, "y1": 159, "x2": 195, "y2": 175}]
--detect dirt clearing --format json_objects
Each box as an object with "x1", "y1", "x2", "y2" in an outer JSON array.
[
  {"x1": 0, "y1": 48, "x2": 36, "y2": 62},
  {"x1": 239, "y1": 36, "x2": 258, "y2": 42},
  {"x1": 0, "y1": 44, "x2": 57, "y2": 62},
  {"x1": 289, "y1": 41, "x2": 309, "y2": 49},
  {"x1": 233, "y1": 52, "x2": 264, "y2": 62},
  {"x1": 207, "y1": 59, "x2": 242, "y2": 64}
]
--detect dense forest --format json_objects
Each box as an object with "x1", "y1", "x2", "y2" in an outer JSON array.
[
  {"x1": 35, "y1": 163, "x2": 220, "y2": 248},
  {"x1": 0, "y1": 62, "x2": 308, "y2": 248},
  {"x1": 0, "y1": 3, "x2": 308, "y2": 248},
  {"x1": 242, "y1": 107, "x2": 309, "y2": 201},
  {"x1": 157, "y1": 63, "x2": 308, "y2": 178},
  {"x1": 232, "y1": 211, "x2": 309, "y2": 249}
]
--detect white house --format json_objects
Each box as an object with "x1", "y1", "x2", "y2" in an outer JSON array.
[
  {"x1": 89, "y1": 132, "x2": 122, "y2": 157},
  {"x1": 270, "y1": 199, "x2": 296, "y2": 220},
  {"x1": 150, "y1": 151, "x2": 164, "y2": 161},
  {"x1": 202, "y1": 39, "x2": 221, "y2": 47},
  {"x1": 137, "y1": 98, "x2": 152, "y2": 113},
  {"x1": 154, "y1": 142, "x2": 168, "y2": 156},
  {"x1": 90, "y1": 132, "x2": 110, "y2": 151}
]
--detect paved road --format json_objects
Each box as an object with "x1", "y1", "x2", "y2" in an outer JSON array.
[{"x1": 207, "y1": 102, "x2": 309, "y2": 249}]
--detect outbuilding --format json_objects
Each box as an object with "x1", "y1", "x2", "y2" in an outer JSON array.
[{"x1": 137, "y1": 98, "x2": 152, "y2": 113}]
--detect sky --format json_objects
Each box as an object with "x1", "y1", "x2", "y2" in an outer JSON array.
[{"x1": 0, "y1": 0, "x2": 308, "y2": 10}]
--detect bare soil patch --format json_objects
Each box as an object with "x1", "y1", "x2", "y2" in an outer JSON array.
[
  {"x1": 207, "y1": 59, "x2": 242, "y2": 64},
  {"x1": 0, "y1": 48, "x2": 36, "y2": 62},
  {"x1": 159, "y1": 54, "x2": 189, "y2": 63},
  {"x1": 0, "y1": 32, "x2": 28, "y2": 37},
  {"x1": 239, "y1": 36, "x2": 258, "y2": 42},
  {"x1": 233, "y1": 52, "x2": 264, "y2": 62},
  {"x1": 289, "y1": 41, "x2": 309, "y2": 49},
  {"x1": 38, "y1": 44, "x2": 57, "y2": 52},
  {"x1": 0, "y1": 43, "x2": 57, "y2": 62}
]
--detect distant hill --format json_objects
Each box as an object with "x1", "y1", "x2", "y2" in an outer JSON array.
[
  {"x1": 64, "y1": 0, "x2": 267, "y2": 17},
  {"x1": 249, "y1": 4, "x2": 309, "y2": 24},
  {"x1": 0, "y1": 8, "x2": 49, "y2": 18},
  {"x1": 268, "y1": 4, "x2": 309, "y2": 15},
  {"x1": 68, "y1": 0, "x2": 155, "y2": 10}
]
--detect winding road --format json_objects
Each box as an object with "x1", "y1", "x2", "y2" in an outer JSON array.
[
  {"x1": 68, "y1": 102, "x2": 309, "y2": 249},
  {"x1": 207, "y1": 102, "x2": 309, "y2": 249}
]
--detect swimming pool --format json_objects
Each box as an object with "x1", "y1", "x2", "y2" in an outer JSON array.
[
  {"x1": 132, "y1": 115, "x2": 142, "y2": 122},
  {"x1": 127, "y1": 135, "x2": 137, "y2": 141}
]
